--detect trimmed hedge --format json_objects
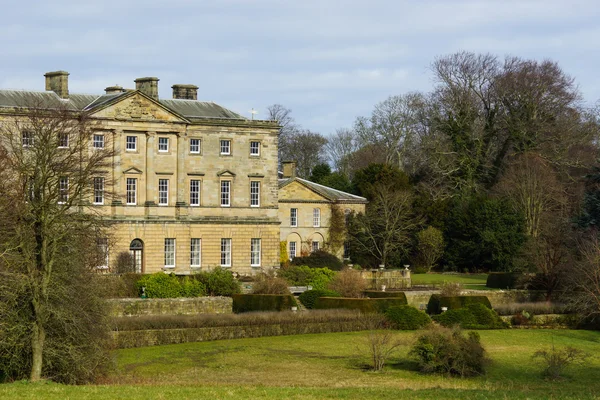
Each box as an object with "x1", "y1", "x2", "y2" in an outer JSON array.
[
  {"x1": 433, "y1": 303, "x2": 507, "y2": 329},
  {"x1": 290, "y1": 250, "x2": 344, "y2": 270},
  {"x1": 314, "y1": 297, "x2": 407, "y2": 313},
  {"x1": 232, "y1": 294, "x2": 298, "y2": 313},
  {"x1": 427, "y1": 294, "x2": 492, "y2": 315},
  {"x1": 486, "y1": 272, "x2": 520, "y2": 289},
  {"x1": 137, "y1": 273, "x2": 206, "y2": 298},
  {"x1": 298, "y1": 289, "x2": 341, "y2": 309},
  {"x1": 385, "y1": 306, "x2": 431, "y2": 330},
  {"x1": 364, "y1": 291, "x2": 408, "y2": 302}
]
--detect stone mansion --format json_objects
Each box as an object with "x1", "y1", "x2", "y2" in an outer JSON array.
[{"x1": 0, "y1": 71, "x2": 366, "y2": 275}]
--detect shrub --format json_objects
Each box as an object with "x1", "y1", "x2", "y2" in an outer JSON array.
[
  {"x1": 314, "y1": 297, "x2": 407, "y2": 313},
  {"x1": 365, "y1": 331, "x2": 404, "y2": 371},
  {"x1": 299, "y1": 289, "x2": 341, "y2": 309},
  {"x1": 433, "y1": 304, "x2": 507, "y2": 329},
  {"x1": 232, "y1": 294, "x2": 297, "y2": 313},
  {"x1": 385, "y1": 306, "x2": 431, "y2": 330},
  {"x1": 410, "y1": 325, "x2": 489, "y2": 377},
  {"x1": 252, "y1": 273, "x2": 291, "y2": 295},
  {"x1": 136, "y1": 273, "x2": 207, "y2": 298},
  {"x1": 486, "y1": 272, "x2": 520, "y2": 289},
  {"x1": 532, "y1": 345, "x2": 590, "y2": 380},
  {"x1": 364, "y1": 291, "x2": 408, "y2": 301},
  {"x1": 290, "y1": 250, "x2": 344, "y2": 270},
  {"x1": 427, "y1": 294, "x2": 492, "y2": 315},
  {"x1": 278, "y1": 266, "x2": 336, "y2": 290},
  {"x1": 279, "y1": 241, "x2": 289, "y2": 267},
  {"x1": 98, "y1": 273, "x2": 142, "y2": 298},
  {"x1": 439, "y1": 282, "x2": 463, "y2": 296},
  {"x1": 114, "y1": 251, "x2": 136, "y2": 274},
  {"x1": 194, "y1": 269, "x2": 241, "y2": 296},
  {"x1": 327, "y1": 268, "x2": 367, "y2": 298}
]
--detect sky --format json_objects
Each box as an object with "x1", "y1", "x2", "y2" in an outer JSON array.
[{"x1": 1, "y1": 0, "x2": 599, "y2": 135}]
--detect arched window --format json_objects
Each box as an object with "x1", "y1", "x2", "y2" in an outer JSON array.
[{"x1": 129, "y1": 239, "x2": 144, "y2": 273}]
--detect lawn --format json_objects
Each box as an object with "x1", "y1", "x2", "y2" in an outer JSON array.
[
  {"x1": 2, "y1": 329, "x2": 599, "y2": 399},
  {"x1": 411, "y1": 273, "x2": 489, "y2": 289}
]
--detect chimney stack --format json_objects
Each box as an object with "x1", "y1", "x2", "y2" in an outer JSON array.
[
  {"x1": 172, "y1": 84, "x2": 198, "y2": 100},
  {"x1": 45, "y1": 71, "x2": 69, "y2": 99},
  {"x1": 134, "y1": 77, "x2": 159, "y2": 100},
  {"x1": 105, "y1": 85, "x2": 125, "y2": 95},
  {"x1": 282, "y1": 161, "x2": 297, "y2": 178}
]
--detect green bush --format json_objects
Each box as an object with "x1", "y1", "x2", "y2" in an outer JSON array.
[
  {"x1": 385, "y1": 306, "x2": 431, "y2": 330},
  {"x1": 290, "y1": 250, "x2": 344, "y2": 270},
  {"x1": 194, "y1": 269, "x2": 241, "y2": 296},
  {"x1": 298, "y1": 289, "x2": 341, "y2": 309},
  {"x1": 278, "y1": 266, "x2": 336, "y2": 290},
  {"x1": 427, "y1": 294, "x2": 492, "y2": 315},
  {"x1": 410, "y1": 325, "x2": 489, "y2": 377},
  {"x1": 232, "y1": 294, "x2": 298, "y2": 313},
  {"x1": 136, "y1": 273, "x2": 207, "y2": 298},
  {"x1": 364, "y1": 291, "x2": 408, "y2": 302},
  {"x1": 314, "y1": 297, "x2": 407, "y2": 313},
  {"x1": 433, "y1": 303, "x2": 507, "y2": 329},
  {"x1": 486, "y1": 272, "x2": 520, "y2": 289}
]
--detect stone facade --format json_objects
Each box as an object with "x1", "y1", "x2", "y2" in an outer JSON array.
[
  {"x1": 278, "y1": 165, "x2": 367, "y2": 259},
  {"x1": 0, "y1": 72, "x2": 281, "y2": 276}
]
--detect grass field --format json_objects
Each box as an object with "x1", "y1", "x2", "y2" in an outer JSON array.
[
  {"x1": 411, "y1": 273, "x2": 489, "y2": 290},
  {"x1": 2, "y1": 329, "x2": 599, "y2": 399}
]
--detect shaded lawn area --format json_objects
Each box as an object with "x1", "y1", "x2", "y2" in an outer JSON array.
[
  {"x1": 411, "y1": 273, "x2": 488, "y2": 286},
  {"x1": 2, "y1": 330, "x2": 600, "y2": 399}
]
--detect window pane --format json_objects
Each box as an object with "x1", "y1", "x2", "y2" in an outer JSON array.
[
  {"x1": 313, "y1": 208, "x2": 320, "y2": 227},
  {"x1": 312, "y1": 241, "x2": 319, "y2": 252},
  {"x1": 190, "y1": 180, "x2": 200, "y2": 206},
  {"x1": 220, "y1": 140, "x2": 230, "y2": 154},
  {"x1": 290, "y1": 208, "x2": 297, "y2": 227},
  {"x1": 250, "y1": 141, "x2": 260, "y2": 155},
  {"x1": 158, "y1": 137, "x2": 169, "y2": 152},
  {"x1": 221, "y1": 181, "x2": 230, "y2": 206},
  {"x1": 250, "y1": 181, "x2": 260, "y2": 207},
  {"x1": 58, "y1": 177, "x2": 69, "y2": 203},
  {"x1": 251, "y1": 238, "x2": 261, "y2": 266},
  {"x1": 159, "y1": 179, "x2": 169, "y2": 205},
  {"x1": 164, "y1": 238, "x2": 175, "y2": 267},
  {"x1": 221, "y1": 238, "x2": 231, "y2": 266},
  {"x1": 289, "y1": 241, "x2": 296, "y2": 259},
  {"x1": 190, "y1": 238, "x2": 201, "y2": 267},
  {"x1": 126, "y1": 178, "x2": 137, "y2": 205},
  {"x1": 93, "y1": 134, "x2": 105, "y2": 149},
  {"x1": 97, "y1": 238, "x2": 109, "y2": 269},
  {"x1": 126, "y1": 136, "x2": 137, "y2": 151},
  {"x1": 190, "y1": 138, "x2": 201, "y2": 153},
  {"x1": 94, "y1": 177, "x2": 104, "y2": 204},
  {"x1": 58, "y1": 133, "x2": 69, "y2": 148}
]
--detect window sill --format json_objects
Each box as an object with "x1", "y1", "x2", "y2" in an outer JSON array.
[{"x1": 93, "y1": 202, "x2": 104, "y2": 206}]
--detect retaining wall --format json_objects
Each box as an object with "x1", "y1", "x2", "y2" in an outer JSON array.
[{"x1": 108, "y1": 297, "x2": 233, "y2": 317}]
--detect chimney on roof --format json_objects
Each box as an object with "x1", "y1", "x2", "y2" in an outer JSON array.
[
  {"x1": 172, "y1": 84, "x2": 198, "y2": 100},
  {"x1": 45, "y1": 71, "x2": 69, "y2": 99},
  {"x1": 134, "y1": 77, "x2": 159, "y2": 100},
  {"x1": 282, "y1": 161, "x2": 297, "y2": 178},
  {"x1": 105, "y1": 85, "x2": 125, "y2": 95}
]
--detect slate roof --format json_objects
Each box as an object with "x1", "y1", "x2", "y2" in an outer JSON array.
[
  {"x1": 0, "y1": 89, "x2": 247, "y2": 120},
  {"x1": 278, "y1": 177, "x2": 367, "y2": 203}
]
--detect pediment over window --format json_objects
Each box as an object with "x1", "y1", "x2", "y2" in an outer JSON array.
[
  {"x1": 123, "y1": 167, "x2": 143, "y2": 175},
  {"x1": 217, "y1": 169, "x2": 236, "y2": 177}
]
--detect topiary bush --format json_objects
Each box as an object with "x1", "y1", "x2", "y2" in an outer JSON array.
[
  {"x1": 194, "y1": 269, "x2": 241, "y2": 296},
  {"x1": 232, "y1": 294, "x2": 297, "y2": 313},
  {"x1": 410, "y1": 325, "x2": 489, "y2": 377},
  {"x1": 486, "y1": 272, "x2": 520, "y2": 289},
  {"x1": 298, "y1": 289, "x2": 341, "y2": 309},
  {"x1": 314, "y1": 297, "x2": 407, "y2": 313},
  {"x1": 136, "y1": 273, "x2": 206, "y2": 298},
  {"x1": 433, "y1": 303, "x2": 507, "y2": 329},
  {"x1": 278, "y1": 266, "x2": 336, "y2": 290},
  {"x1": 290, "y1": 250, "x2": 344, "y2": 270},
  {"x1": 427, "y1": 294, "x2": 492, "y2": 315},
  {"x1": 385, "y1": 306, "x2": 431, "y2": 330}
]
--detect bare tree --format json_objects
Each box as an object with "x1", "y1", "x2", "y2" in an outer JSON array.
[
  {"x1": 325, "y1": 128, "x2": 359, "y2": 178},
  {"x1": 266, "y1": 104, "x2": 299, "y2": 167},
  {"x1": 285, "y1": 130, "x2": 328, "y2": 179},
  {"x1": 0, "y1": 102, "x2": 114, "y2": 382},
  {"x1": 347, "y1": 184, "x2": 421, "y2": 267},
  {"x1": 567, "y1": 235, "x2": 600, "y2": 321}
]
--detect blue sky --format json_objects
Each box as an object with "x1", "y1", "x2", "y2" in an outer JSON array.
[{"x1": 1, "y1": 0, "x2": 599, "y2": 135}]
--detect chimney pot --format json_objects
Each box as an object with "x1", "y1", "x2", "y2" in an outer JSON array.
[
  {"x1": 105, "y1": 85, "x2": 125, "y2": 95},
  {"x1": 282, "y1": 161, "x2": 297, "y2": 178},
  {"x1": 44, "y1": 70, "x2": 69, "y2": 99},
  {"x1": 134, "y1": 77, "x2": 159, "y2": 100},
  {"x1": 172, "y1": 84, "x2": 198, "y2": 100}
]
